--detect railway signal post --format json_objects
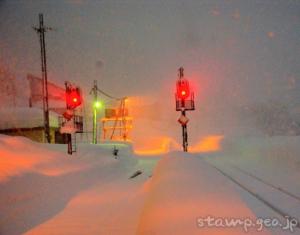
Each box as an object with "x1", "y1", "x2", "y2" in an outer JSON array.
[{"x1": 175, "y1": 67, "x2": 195, "y2": 152}]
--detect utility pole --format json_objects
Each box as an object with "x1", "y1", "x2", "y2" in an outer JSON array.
[
  {"x1": 91, "y1": 80, "x2": 98, "y2": 144},
  {"x1": 33, "y1": 13, "x2": 52, "y2": 143}
]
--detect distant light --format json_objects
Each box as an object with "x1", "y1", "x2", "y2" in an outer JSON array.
[
  {"x1": 94, "y1": 101, "x2": 102, "y2": 109},
  {"x1": 267, "y1": 31, "x2": 275, "y2": 38},
  {"x1": 73, "y1": 97, "x2": 77, "y2": 103}
]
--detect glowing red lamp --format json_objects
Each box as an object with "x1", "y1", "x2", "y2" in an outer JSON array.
[
  {"x1": 176, "y1": 79, "x2": 190, "y2": 100},
  {"x1": 66, "y1": 88, "x2": 82, "y2": 109}
]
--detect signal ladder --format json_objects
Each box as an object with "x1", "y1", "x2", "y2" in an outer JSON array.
[
  {"x1": 71, "y1": 133, "x2": 77, "y2": 153},
  {"x1": 67, "y1": 133, "x2": 77, "y2": 155}
]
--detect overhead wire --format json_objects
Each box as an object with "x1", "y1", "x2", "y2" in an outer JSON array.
[
  {"x1": 90, "y1": 84, "x2": 128, "y2": 141},
  {"x1": 96, "y1": 87, "x2": 126, "y2": 101}
]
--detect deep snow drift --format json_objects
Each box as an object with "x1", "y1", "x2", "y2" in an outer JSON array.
[{"x1": 0, "y1": 134, "x2": 299, "y2": 234}]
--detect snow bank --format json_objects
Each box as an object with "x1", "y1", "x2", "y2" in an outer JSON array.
[
  {"x1": 0, "y1": 134, "x2": 113, "y2": 183},
  {"x1": 0, "y1": 135, "x2": 58, "y2": 182},
  {"x1": 0, "y1": 133, "x2": 136, "y2": 187},
  {"x1": 0, "y1": 135, "x2": 134, "y2": 235},
  {"x1": 137, "y1": 153, "x2": 270, "y2": 234}
]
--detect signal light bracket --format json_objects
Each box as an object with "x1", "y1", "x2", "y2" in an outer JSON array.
[
  {"x1": 65, "y1": 83, "x2": 82, "y2": 110},
  {"x1": 175, "y1": 92, "x2": 195, "y2": 111}
]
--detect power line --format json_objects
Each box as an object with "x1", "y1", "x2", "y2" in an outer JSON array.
[
  {"x1": 89, "y1": 80, "x2": 127, "y2": 143},
  {"x1": 96, "y1": 87, "x2": 126, "y2": 101}
]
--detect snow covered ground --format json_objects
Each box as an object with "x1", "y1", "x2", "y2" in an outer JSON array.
[
  {"x1": 0, "y1": 134, "x2": 299, "y2": 234},
  {"x1": 202, "y1": 135, "x2": 300, "y2": 235}
]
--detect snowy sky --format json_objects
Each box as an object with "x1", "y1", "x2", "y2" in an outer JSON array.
[{"x1": 0, "y1": 0, "x2": 299, "y2": 141}]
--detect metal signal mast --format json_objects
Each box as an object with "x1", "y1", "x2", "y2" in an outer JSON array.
[
  {"x1": 175, "y1": 67, "x2": 195, "y2": 152},
  {"x1": 90, "y1": 80, "x2": 99, "y2": 144},
  {"x1": 33, "y1": 13, "x2": 53, "y2": 143}
]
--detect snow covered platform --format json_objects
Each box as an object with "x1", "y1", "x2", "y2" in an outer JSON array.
[{"x1": 137, "y1": 153, "x2": 270, "y2": 235}]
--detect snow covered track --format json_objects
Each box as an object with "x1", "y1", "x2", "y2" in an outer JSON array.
[
  {"x1": 231, "y1": 164, "x2": 300, "y2": 202},
  {"x1": 203, "y1": 135, "x2": 300, "y2": 234},
  {"x1": 208, "y1": 162, "x2": 300, "y2": 230}
]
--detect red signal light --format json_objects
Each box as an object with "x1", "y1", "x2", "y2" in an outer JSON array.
[
  {"x1": 176, "y1": 79, "x2": 190, "y2": 100},
  {"x1": 66, "y1": 88, "x2": 82, "y2": 109}
]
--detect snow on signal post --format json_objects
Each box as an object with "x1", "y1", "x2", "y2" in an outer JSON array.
[
  {"x1": 60, "y1": 81, "x2": 84, "y2": 155},
  {"x1": 175, "y1": 67, "x2": 195, "y2": 152}
]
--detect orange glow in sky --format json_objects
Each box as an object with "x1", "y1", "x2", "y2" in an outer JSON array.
[
  {"x1": 134, "y1": 137, "x2": 181, "y2": 156},
  {"x1": 189, "y1": 135, "x2": 224, "y2": 153},
  {"x1": 134, "y1": 135, "x2": 224, "y2": 155}
]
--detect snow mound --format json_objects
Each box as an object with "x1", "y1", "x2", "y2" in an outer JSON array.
[
  {"x1": 0, "y1": 135, "x2": 58, "y2": 182},
  {"x1": 0, "y1": 135, "x2": 135, "y2": 235},
  {"x1": 137, "y1": 154, "x2": 269, "y2": 235}
]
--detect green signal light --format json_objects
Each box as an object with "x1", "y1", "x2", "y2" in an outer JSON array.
[{"x1": 94, "y1": 101, "x2": 103, "y2": 109}]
